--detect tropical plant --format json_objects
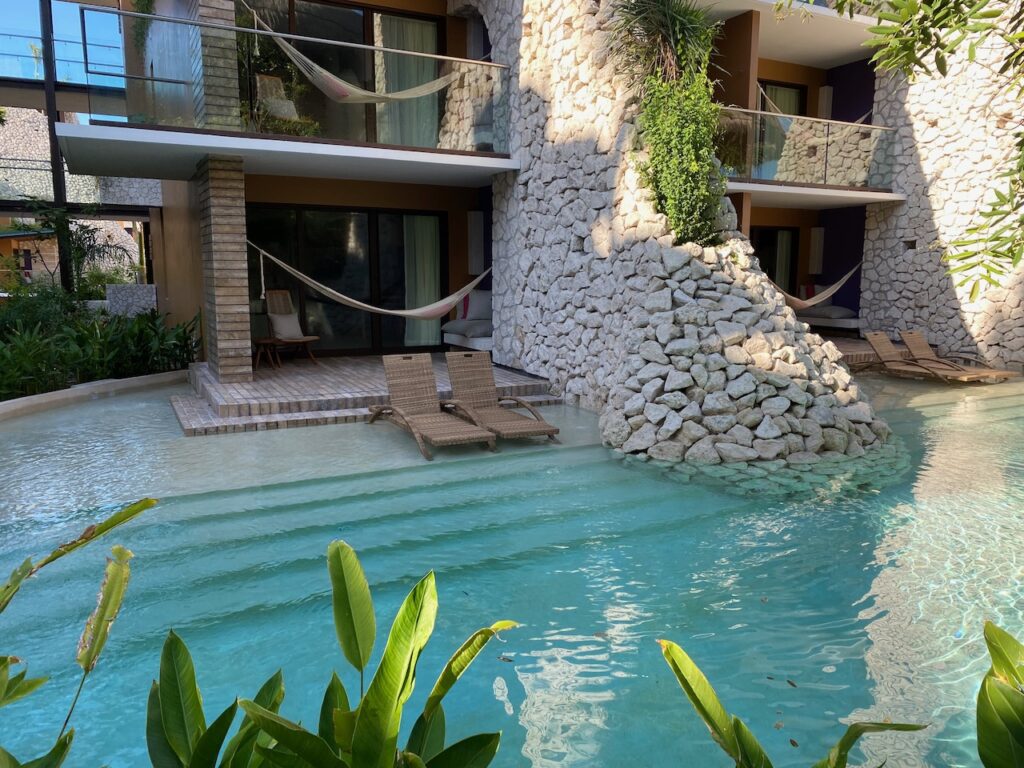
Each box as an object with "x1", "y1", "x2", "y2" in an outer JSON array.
[
  {"x1": 775, "y1": 0, "x2": 1023, "y2": 298},
  {"x1": 612, "y1": 0, "x2": 727, "y2": 245},
  {"x1": 611, "y1": 0, "x2": 719, "y2": 87},
  {"x1": 12, "y1": 201, "x2": 134, "y2": 297},
  {"x1": 977, "y1": 620, "x2": 1024, "y2": 767},
  {"x1": 657, "y1": 638, "x2": 927, "y2": 766},
  {"x1": 0, "y1": 499, "x2": 155, "y2": 765},
  {"x1": 0, "y1": 309, "x2": 200, "y2": 402},
  {"x1": 144, "y1": 540, "x2": 517, "y2": 768}
]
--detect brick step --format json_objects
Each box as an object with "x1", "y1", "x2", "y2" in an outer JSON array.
[
  {"x1": 189, "y1": 364, "x2": 553, "y2": 418},
  {"x1": 171, "y1": 393, "x2": 564, "y2": 437}
]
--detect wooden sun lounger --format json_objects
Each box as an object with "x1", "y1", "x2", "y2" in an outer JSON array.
[
  {"x1": 864, "y1": 331, "x2": 1005, "y2": 383},
  {"x1": 368, "y1": 353, "x2": 496, "y2": 460},
  {"x1": 445, "y1": 351, "x2": 559, "y2": 441},
  {"x1": 899, "y1": 331, "x2": 1020, "y2": 382}
]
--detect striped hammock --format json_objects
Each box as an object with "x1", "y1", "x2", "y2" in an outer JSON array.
[
  {"x1": 241, "y1": 0, "x2": 458, "y2": 105},
  {"x1": 250, "y1": 241, "x2": 489, "y2": 320}
]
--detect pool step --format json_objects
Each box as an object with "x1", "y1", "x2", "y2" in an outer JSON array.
[
  {"x1": 13, "y1": 448, "x2": 745, "y2": 635},
  {"x1": 171, "y1": 393, "x2": 563, "y2": 436}
]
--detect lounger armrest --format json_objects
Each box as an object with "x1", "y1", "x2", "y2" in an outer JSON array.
[
  {"x1": 441, "y1": 399, "x2": 487, "y2": 428},
  {"x1": 903, "y1": 355, "x2": 967, "y2": 371},
  {"x1": 888, "y1": 359, "x2": 951, "y2": 377},
  {"x1": 369, "y1": 403, "x2": 414, "y2": 428},
  {"x1": 945, "y1": 352, "x2": 988, "y2": 366},
  {"x1": 499, "y1": 395, "x2": 545, "y2": 421}
]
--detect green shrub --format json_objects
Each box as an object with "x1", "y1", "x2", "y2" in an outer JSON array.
[
  {"x1": 0, "y1": 323, "x2": 67, "y2": 399},
  {"x1": 638, "y1": 76, "x2": 726, "y2": 245},
  {"x1": 0, "y1": 302, "x2": 200, "y2": 401},
  {"x1": 0, "y1": 285, "x2": 85, "y2": 338},
  {"x1": 76, "y1": 265, "x2": 136, "y2": 301}
]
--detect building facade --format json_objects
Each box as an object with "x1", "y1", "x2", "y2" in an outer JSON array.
[{"x1": 3, "y1": 0, "x2": 1020, "y2": 454}]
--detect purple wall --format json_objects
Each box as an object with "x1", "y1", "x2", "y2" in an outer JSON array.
[
  {"x1": 818, "y1": 206, "x2": 866, "y2": 312},
  {"x1": 827, "y1": 58, "x2": 875, "y2": 123}
]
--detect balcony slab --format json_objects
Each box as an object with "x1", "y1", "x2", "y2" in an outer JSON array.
[
  {"x1": 57, "y1": 122, "x2": 519, "y2": 186},
  {"x1": 727, "y1": 180, "x2": 906, "y2": 209}
]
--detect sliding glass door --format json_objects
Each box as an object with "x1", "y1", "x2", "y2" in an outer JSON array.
[{"x1": 248, "y1": 205, "x2": 444, "y2": 353}]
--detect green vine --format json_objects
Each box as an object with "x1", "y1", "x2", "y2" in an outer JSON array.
[
  {"x1": 612, "y1": 0, "x2": 726, "y2": 246},
  {"x1": 639, "y1": 76, "x2": 725, "y2": 245}
]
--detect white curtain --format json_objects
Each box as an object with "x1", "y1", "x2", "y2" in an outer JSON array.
[
  {"x1": 775, "y1": 229, "x2": 794, "y2": 292},
  {"x1": 403, "y1": 215, "x2": 441, "y2": 345},
  {"x1": 763, "y1": 84, "x2": 803, "y2": 116},
  {"x1": 374, "y1": 15, "x2": 439, "y2": 147}
]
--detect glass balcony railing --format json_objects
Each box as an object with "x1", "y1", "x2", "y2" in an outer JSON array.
[
  {"x1": 77, "y1": 7, "x2": 509, "y2": 155},
  {"x1": 717, "y1": 107, "x2": 896, "y2": 190},
  {"x1": 0, "y1": 156, "x2": 103, "y2": 204}
]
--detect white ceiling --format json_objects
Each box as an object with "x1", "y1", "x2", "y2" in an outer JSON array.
[
  {"x1": 729, "y1": 180, "x2": 905, "y2": 209},
  {"x1": 700, "y1": 0, "x2": 877, "y2": 69},
  {"x1": 57, "y1": 123, "x2": 519, "y2": 187}
]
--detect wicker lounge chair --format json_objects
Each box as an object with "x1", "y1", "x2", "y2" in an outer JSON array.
[
  {"x1": 864, "y1": 331, "x2": 1002, "y2": 383},
  {"x1": 368, "y1": 353, "x2": 496, "y2": 460},
  {"x1": 445, "y1": 351, "x2": 559, "y2": 440},
  {"x1": 899, "y1": 331, "x2": 1020, "y2": 382}
]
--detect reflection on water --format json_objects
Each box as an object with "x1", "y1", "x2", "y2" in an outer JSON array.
[
  {"x1": 852, "y1": 391, "x2": 1024, "y2": 767},
  {"x1": 516, "y1": 556, "x2": 651, "y2": 766}
]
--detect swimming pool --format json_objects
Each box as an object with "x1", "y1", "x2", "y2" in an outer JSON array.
[{"x1": 1, "y1": 378, "x2": 1022, "y2": 767}]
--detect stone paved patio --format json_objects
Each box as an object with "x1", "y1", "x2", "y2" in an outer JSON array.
[{"x1": 171, "y1": 354, "x2": 559, "y2": 436}]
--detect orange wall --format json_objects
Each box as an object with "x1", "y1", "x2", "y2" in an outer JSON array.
[
  {"x1": 750, "y1": 207, "x2": 819, "y2": 286},
  {"x1": 151, "y1": 180, "x2": 203, "y2": 327},
  {"x1": 713, "y1": 11, "x2": 759, "y2": 109},
  {"x1": 245, "y1": 176, "x2": 481, "y2": 293},
  {"x1": 757, "y1": 58, "x2": 827, "y2": 117}
]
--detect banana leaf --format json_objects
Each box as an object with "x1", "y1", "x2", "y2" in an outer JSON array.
[
  {"x1": 76, "y1": 546, "x2": 132, "y2": 673},
  {"x1": 352, "y1": 572, "x2": 438, "y2": 768},
  {"x1": 326, "y1": 541, "x2": 375, "y2": 673}
]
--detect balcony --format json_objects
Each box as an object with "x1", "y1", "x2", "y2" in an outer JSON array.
[
  {"x1": 55, "y1": 7, "x2": 517, "y2": 187},
  {"x1": 718, "y1": 107, "x2": 905, "y2": 208}
]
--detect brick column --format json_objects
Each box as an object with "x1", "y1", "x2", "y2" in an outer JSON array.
[
  {"x1": 188, "y1": 0, "x2": 242, "y2": 131},
  {"x1": 195, "y1": 155, "x2": 251, "y2": 382}
]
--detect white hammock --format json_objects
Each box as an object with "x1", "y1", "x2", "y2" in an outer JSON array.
[
  {"x1": 241, "y1": 0, "x2": 458, "y2": 105},
  {"x1": 769, "y1": 262, "x2": 862, "y2": 311},
  {"x1": 250, "y1": 241, "x2": 489, "y2": 320}
]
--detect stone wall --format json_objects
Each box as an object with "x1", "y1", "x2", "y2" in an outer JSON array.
[
  {"x1": 0, "y1": 107, "x2": 162, "y2": 207},
  {"x1": 448, "y1": 0, "x2": 889, "y2": 464},
  {"x1": 862, "y1": 28, "x2": 1024, "y2": 368},
  {"x1": 772, "y1": 116, "x2": 892, "y2": 189},
  {"x1": 598, "y1": 233, "x2": 888, "y2": 465}
]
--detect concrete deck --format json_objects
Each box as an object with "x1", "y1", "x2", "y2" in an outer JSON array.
[{"x1": 171, "y1": 354, "x2": 560, "y2": 436}]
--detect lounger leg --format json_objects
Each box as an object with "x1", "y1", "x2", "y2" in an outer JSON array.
[
  {"x1": 305, "y1": 343, "x2": 318, "y2": 365},
  {"x1": 413, "y1": 433, "x2": 433, "y2": 460},
  {"x1": 485, "y1": 438, "x2": 497, "y2": 452},
  {"x1": 548, "y1": 434, "x2": 559, "y2": 443},
  {"x1": 367, "y1": 406, "x2": 387, "y2": 424}
]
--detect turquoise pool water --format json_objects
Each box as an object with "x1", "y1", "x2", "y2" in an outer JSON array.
[{"x1": 1, "y1": 379, "x2": 1023, "y2": 767}]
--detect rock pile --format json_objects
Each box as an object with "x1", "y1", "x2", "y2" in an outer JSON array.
[{"x1": 599, "y1": 237, "x2": 891, "y2": 464}]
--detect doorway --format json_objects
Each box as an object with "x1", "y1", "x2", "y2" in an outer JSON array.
[
  {"x1": 750, "y1": 226, "x2": 799, "y2": 294},
  {"x1": 247, "y1": 204, "x2": 446, "y2": 354}
]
